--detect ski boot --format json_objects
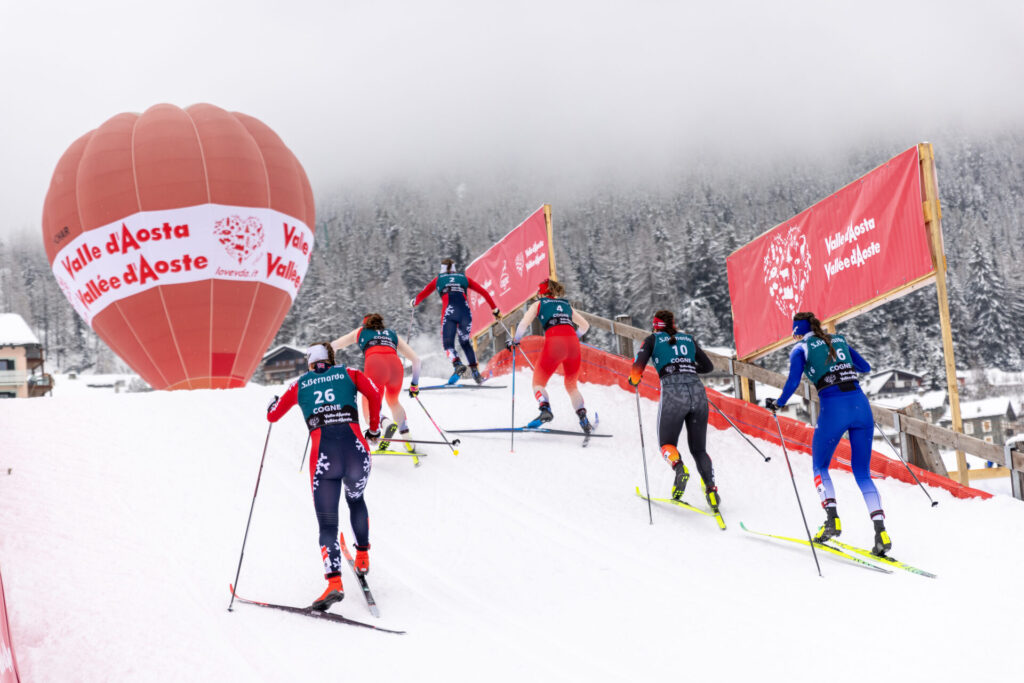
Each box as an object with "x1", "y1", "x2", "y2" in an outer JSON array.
[
  {"x1": 400, "y1": 428, "x2": 416, "y2": 453},
  {"x1": 871, "y1": 518, "x2": 892, "y2": 557},
  {"x1": 448, "y1": 358, "x2": 468, "y2": 384},
  {"x1": 813, "y1": 504, "x2": 841, "y2": 542},
  {"x1": 470, "y1": 364, "x2": 484, "y2": 385},
  {"x1": 671, "y1": 461, "x2": 690, "y2": 501},
  {"x1": 377, "y1": 421, "x2": 398, "y2": 452},
  {"x1": 576, "y1": 408, "x2": 593, "y2": 435},
  {"x1": 311, "y1": 573, "x2": 344, "y2": 611},
  {"x1": 527, "y1": 402, "x2": 553, "y2": 429},
  {"x1": 354, "y1": 544, "x2": 371, "y2": 575},
  {"x1": 703, "y1": 481, "x2": 721, "y2": 512}
]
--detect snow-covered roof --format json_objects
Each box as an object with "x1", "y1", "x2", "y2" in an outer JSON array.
[
  {"x1": 941, "y1": 397, "x2": 1017, "y2": 422},
  {"x1": 872, "y1": 389, "x2": 947, "y2": 413},
  {"x1": 862, "y1": 371, "x2": 894, "y2": 396},
  {"x1": 0, "y1": 313, "x2": 40, "y2": 346},
  {"x1": 872, "y1": 394, "x2": 918, "y2": 411},
  {"x1": 985, "y1": 369, "x2": 1024, "y2": 387},
  {"x1": 703, "y1": 346, "x2": 735, "y2": 359},
  {"x1": 918, "y1": 390, "x2": 948, "y2": 411},
  {"x1": 871, "y1": 368, "x2": 922, "y2": 379},
  {"x1": 262, "y1": 344, "x2": 306, "y2": 361}
]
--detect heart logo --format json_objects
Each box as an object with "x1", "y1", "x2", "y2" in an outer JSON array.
[
  {"x1": 213, "y1": 216, "x2": 264, "y2": 265},
  {"x1": 761, "y1": 225, "x2": 812, "y2": 319}
]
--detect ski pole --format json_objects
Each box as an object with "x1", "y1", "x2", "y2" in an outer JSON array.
[
  {"x1": 414, "y1": 395, "x2": 459, "y2": 455},
  {"x1": 510, "y1": 342, "x2": 518, "y2": 453},
  {"x1": 229, "y1": 422, "x2": 274, "y2": 611},
  {"x1": 707, "y1": 399, "x2": 771, "y2": 462},
  {"x1": 634, "y1": 386, "x2": 654, "y2": 525},
  {"x1": 769, "y1": 411, "x2": 822, "y2": 578},
  {"x1": 298, "y1": 434, "x2": 310, "y2": 471},
  {"x1": 387, "y1": 437, "x2": 461, "y2": 447},
  {"x1": 873, "y1": 419, "x2": 938, "y2": 507}
]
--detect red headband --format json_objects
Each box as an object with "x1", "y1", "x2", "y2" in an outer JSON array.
[
  {"x1": 537, "y1": 280, "x2": 550, "y2": 296},
  {"x1": 362, "y1": 314, "x2": 372, "y2": 327},
  {"x1": 652, "y1": 316, "x2": 668, "y2": 331}
]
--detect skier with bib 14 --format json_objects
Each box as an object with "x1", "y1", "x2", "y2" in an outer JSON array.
[
  {"x1": 411, "y1": 258, "x2": 500, "y2": 384},
  {"x1": 266, "y1": 342, "x2": 383, "y2": 610},
  {"x1": 765, "y1": 312, "x2": 892, "y2": 556}
]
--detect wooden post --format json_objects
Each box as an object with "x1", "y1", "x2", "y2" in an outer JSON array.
[
  {"x1": 919, "y1": 142, "x2": 968, "y2": 485},
  {"x1": 615, "y1": 314, "x2": 634, "y2": 358},
  {"x1": 544, "y1": 204, "x2": 557, "y2": 280},
  {"x1": 740, "y1": 375, "x2": 751, "y2": 403}
]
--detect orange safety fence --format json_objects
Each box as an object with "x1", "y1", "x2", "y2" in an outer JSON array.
[{"x1": 486, "y1": 336, "x2": 991, "y2": 500}]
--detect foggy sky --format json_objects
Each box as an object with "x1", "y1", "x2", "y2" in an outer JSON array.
[{"x1": 2, "y1": 0, "x2": 1023, "y2": 237}]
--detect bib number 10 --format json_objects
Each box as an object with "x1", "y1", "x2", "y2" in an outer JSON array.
[{"x1": 314, "y1": 389, "x2": 336, "y2": 404}]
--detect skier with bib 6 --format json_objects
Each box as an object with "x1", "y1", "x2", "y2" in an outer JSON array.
[{"x1": 765, "y1": 312, "x2": 892, "y2": 556}]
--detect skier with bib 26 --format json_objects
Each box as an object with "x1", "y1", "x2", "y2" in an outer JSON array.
[
  {"x1": 628, "y1": 309, "x2": 719, "y2": 511},
  {"x1": 411, "y1": 258, "x2": 500, "y2": 384},
  {"x1": 266, "y1": 342, "x2": 383, "y2": 610},
  {"x1": 331, "y1": 313, "x2": 422, "y2": 452},
  {"x1": 508, "y1": 278, "x2": 593, "y2": 433},
  {"x1": 765, "y1": 312, "x2": 892, "y2": 556}
]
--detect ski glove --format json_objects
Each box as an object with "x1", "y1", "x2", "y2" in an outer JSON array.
[
  {"x1": 267, "y1": 395, "x2": 279, "y2": 413},
  {"x1": 505, "y1": 339, "x2": 520, "y2": 351},
  {"x1": 628, "y1": 376, "x2": 640, "y2": 388},
  {"x1": 408, "y1": 383, "x2": 419, "y2": 398},
  {"x1": 364, "y1": 428, "x2": 381, "y2": 444},
  {"x1": 764, "y1": 398, "x2": 781, "y2": 413},
  {"x1": 492, "y1": 308, "x2": 501, "y2": 319}
]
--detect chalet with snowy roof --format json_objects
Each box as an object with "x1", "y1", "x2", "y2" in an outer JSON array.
[
  {"x1": 0, "y1": 313, "x2": 53, "y2": 398},
  {"x1": 862, "y1": 369, "x2": 924, "y2": 397},
  {"x1": 260, "y1": 344, "x2": 308, "y2": 384},
  {"x1": 940, "y1": 398, "x2": 1020, "y2": 446}
]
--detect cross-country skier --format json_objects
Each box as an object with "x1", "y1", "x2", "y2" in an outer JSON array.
[
  {"x1": 764, "y1": 312, "x2": 892, "y2": 556},
  {"x1": 508, "y1": 278, "x2": 593, "y2": 433},
  {"x1": 266, "y1": 342, "x2": 383, "y2": 610},
  {"x1": 628, "y1": 310, "x2": 719, "y2": 511},
  {"x1": 331, "y1": 313, "x2": 422, "y2": 451},
  {"x1": 410, "y1": 258, "x2": 500, "y2": 384}
]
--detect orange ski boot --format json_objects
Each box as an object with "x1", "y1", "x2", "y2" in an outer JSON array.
[
  {"x1": 354, "y1": 544, "x2": 371, "y2": 576},
  {"x1": 311, "y1": 573, "x2": 344, "y2": 611}
]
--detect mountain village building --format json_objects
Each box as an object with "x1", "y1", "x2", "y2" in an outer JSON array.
[{"x1": 0, "y1": 313, "x2": 52, "y2": 398}]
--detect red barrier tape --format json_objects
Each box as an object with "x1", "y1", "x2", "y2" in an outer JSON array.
[
  {"x1": 0, "y1": 565, "x2": 21, "y2": 683},
  {"x1": 487, "y1": 337, "x2": 990, "y2": 500}
]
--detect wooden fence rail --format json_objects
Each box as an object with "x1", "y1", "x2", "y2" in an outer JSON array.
[{"x1": 475, "y1": 306, "x2": 1024, "y2": 500}]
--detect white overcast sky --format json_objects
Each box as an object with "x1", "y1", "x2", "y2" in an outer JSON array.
[{"x1": 1, "y1": 0, "x2": 1022, "y2": 236}]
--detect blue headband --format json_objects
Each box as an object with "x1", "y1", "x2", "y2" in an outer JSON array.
[{"x1": 792, "y1": 319, "x2": 812, "y2": 336}]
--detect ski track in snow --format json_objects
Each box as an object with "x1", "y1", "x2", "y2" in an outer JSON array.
[{"x1": 1, "y1": 372, "x2": 1021, "y2": 682}]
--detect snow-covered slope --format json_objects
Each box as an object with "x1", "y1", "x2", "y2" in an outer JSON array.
[{"x1": 1, "y1": 375, "x2": 1021, "y2": 682}]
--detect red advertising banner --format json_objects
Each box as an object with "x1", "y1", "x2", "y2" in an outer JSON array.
[
  {"x1": 0, "y1": 567, "x2": 20, "y2": 683},
  {"x1": 467, "y1": 205, "x2": 554, "y2": 336},
  {"x1": 727, "y1": 147, "x2": 935, "y2": 359}
]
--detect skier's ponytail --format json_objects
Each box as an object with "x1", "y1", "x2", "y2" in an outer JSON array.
[
  {"x1": 363, "y1": 313, "x2": 385, "y2": 330},
  {"x1": 653, "y1": 309, "x2": 678, "y2": 345},
  {"x1": 794, "y1": 311, "x2": 836, "y2": 361}
]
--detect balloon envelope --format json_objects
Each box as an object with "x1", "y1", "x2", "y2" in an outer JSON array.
[{"x1": 42, "y1": 103, "x2": 315, "y2": 389}]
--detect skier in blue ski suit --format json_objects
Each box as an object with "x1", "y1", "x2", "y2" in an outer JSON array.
[{"x1": 765, "y1": 312, "x2": 892, "y2": 556}]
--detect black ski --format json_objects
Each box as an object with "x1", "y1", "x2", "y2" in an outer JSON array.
[
  {"x1": 339, "y1": 536, "x2": 380, "y2": 617},
  {"x1": 418, "y1": 383, "x2": 507, "y2": 391},
  {"x1": 228, "y1": 585, "x2": 405, "y2": 634}
]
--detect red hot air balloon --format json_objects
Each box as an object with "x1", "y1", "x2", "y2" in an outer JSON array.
[{"x1": 41, "y1": 103, "x2": 315, "y2": 390}]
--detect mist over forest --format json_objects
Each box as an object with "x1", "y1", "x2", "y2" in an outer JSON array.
[{"x1": 2, "y1": 128, "x2": 1022, "y2": 385}]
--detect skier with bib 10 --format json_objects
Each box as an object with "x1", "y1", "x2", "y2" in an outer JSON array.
[
  {"x1": 628, "y1": 309, "x2": 720, "y2": 512},
  {"x1": 411, "y1": 258, "x2": 500, "y2": 384},
  {"x1": 507, "y1": 278, "x2": 593, "y2": 434},
  {"x1": 765, "y1": 312, "x2": 892, "y2": 556},
  {"x1": 266, "y1": 342, "x2": 383, "y2": 610}
]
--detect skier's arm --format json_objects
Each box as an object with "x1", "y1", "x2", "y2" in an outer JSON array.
[
  {"x1": 629, "y1": 335, "x2": 656, "y2": 385},
  {"x1": 570, "y1": 310, "x2": 590, "y2": 338},
  {"x1": 411, "y1": 277, "x2": 438, "y2": 307},
  {"x1": 849, "y1": 346, "x2": 871, "y2": 373},
  {"x1": 266, "y1": 381, "x2": 298, "y2": 422},
  {"x1": 694, "y1": 343, "x2": 714, "y2": 374},
  {"x1": 775, "y1": 345, "x2": 807, "y2": 407},
  {"x1": 330, "y1": 327, "x2": 361, "y2": 351},
  {"x1": 466, "y1": 276, "x2": 498, "y2": 310},
  {"x1": 513, "y1": 302, "x2": 540, "y2": 342},
  {"x1": 349, "y1": 368, "x2": 382, "y2": 432},
  {"x1": 396, "y1": 336, "x2": 421, "y2": 385}
]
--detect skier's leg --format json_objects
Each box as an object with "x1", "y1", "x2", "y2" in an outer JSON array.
[
  {"x1": 309, "y1": 433, "x2": 345, "y2": 577},
  {"x1": 441, "y1": 306, "x2": 459, "y2": 363},
  {"x1": 456, "y1": 309, "x2": 478, "y2": 366},
  {"x1": 341, "y1": 425, "x2": 372, "y2": 548},
  {"x1": 683, "y1": 384, "x2": 714, "y2": 488}
]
